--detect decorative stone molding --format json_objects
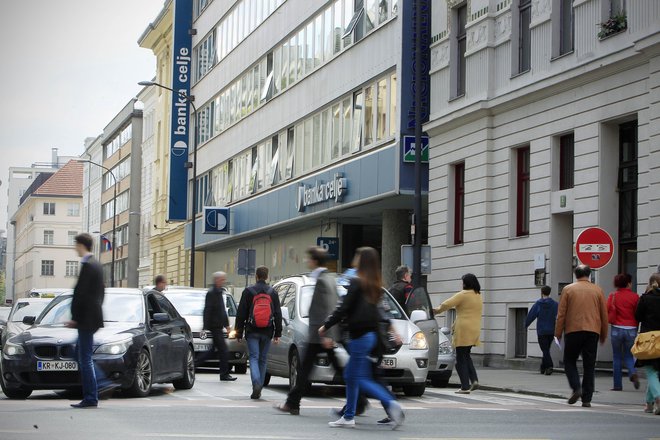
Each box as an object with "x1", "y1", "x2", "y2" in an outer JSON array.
[
  {"x1": 431, "y1": 42, "x2": 451, "y2": 72},
  {"x1": 531, "y1": 0, "x2": 552, "y2": 26},
  {"x1": 496, "y1": 0, "x2": 512, "y2": 12},
  {"x1": 467, "y1": 21, "x2": 489, "y2": 52},
  {"x1": 494, "y1": 11, "x2": 512, "y2": 44}
]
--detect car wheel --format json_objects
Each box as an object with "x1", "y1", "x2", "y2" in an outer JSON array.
[
  {"x1": 430, "y1": 376, "x2": 450, "y2": 388},
  {"x1": 402, "y1": 383, "x2": 426, "y2": 397},
  {"x1": 288, "y1": 349, "x2": 308, "y2": 391},
  {"x1": 263, "y1": 372, "x2": 271, "y2": 387},
  {"x1": 173, "y1": 346, "x2": 195, "y2": 390},
  {"x1": 127, "y1": 349, "x2": 153, "y2": 397},
  {"x1": 233, "y1": 363, "x2": 248, "y2": 374}
]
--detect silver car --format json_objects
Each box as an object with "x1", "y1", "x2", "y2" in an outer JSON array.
[
  {"x1": 266, "y1": 275, "x2": 430, "y2": 397},
  {"x1": 161, "y1": 287, "x2": 248, "y2": 374}
]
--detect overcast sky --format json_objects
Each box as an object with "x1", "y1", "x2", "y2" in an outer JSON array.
[{"x1": 0, "y1": 0, "x2": 164, "y2": 231}]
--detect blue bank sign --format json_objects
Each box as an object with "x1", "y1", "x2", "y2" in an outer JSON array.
[
  {"x1": 203, "y1": 207, "x2": 230, "y2": 234},
  {"x1": 168, "y1": 0, "x2": 193, "y2": 221}
]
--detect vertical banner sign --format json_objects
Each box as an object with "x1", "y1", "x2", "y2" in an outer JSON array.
[{"x1": 168, "y1": 0, "x2": 193, "y2": 221}]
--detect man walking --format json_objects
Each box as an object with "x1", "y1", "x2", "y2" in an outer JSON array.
[
  {"x1": 555, "y1": 265, "x2": 608, "y2": 407},
  {"x1": 202, "y1": 272, "x2": 237, "y2": 382},
  {"x1": 67, "y1": 233, "x2": 105, "y2": 409},
  {"x1": 389, "y1": 266, "x2": 413, "y2": 312},
  {"x1": 275, "y1": 247, "x2": 340, "y2": 415},
  {"x1": 525, "y1": 286, "x2": 558, "y2": 375},
  {"x1": 236, "y1": 266, "x2": 282, "y2": 399}
]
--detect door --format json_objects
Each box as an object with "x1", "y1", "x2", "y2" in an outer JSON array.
[
  {"x1": 155, "y1": 294, "x2": 189, "y2": 373},
  {"x1": 515, "y1": 308, "x2": 528, "y2": 358},
  {"x1": 146, "y1": 294, "x2": 172, "y2": 378},
  {"x1": 407, "y1": 287, "x2": 439, "y2": 370},
  {"x1": 267, "y1": 283, "x2": 292, "y2": 375}
]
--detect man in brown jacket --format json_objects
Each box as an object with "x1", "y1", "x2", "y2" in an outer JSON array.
[{"x1": 555, "y1": 265, "x2": 608, "y2": 407}]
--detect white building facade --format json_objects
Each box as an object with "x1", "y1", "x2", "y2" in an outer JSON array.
[
  {"x1": 81, "y1": 136, "x2": 104, "y2": 260},
  {"x1": 426, "y1": 0, "x2": 660, "y2": 366}
]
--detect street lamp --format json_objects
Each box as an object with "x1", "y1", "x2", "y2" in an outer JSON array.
[
  {"x1": 138, "y1": 80, "x2": 199, "y2": 287},
  {"x1": 77, "y1": 159, "x2": 117, "y2": 287}
]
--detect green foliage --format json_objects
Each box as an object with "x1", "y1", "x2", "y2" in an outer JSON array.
[{"x1": 598, "y1": 14, "x2": 628, "y2": 39}]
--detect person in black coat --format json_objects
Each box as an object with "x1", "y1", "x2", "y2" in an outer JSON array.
[
  {"x1": 636, "y1": 273, "x2": 660, "y2": 414},
  {"x1": 202, "y1": 272, "x2": 236, "y2": 382},
  {"x1": 66, "y1": 233, "x2": 105, "y2": 408},
  {"x1": 388, "y1": 265, "x2": 413, "y2": 314}
]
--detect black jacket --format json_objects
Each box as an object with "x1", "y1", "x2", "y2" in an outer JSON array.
[
  {"x1": 634, "y1": 288, "x2": 660, "y2": 368},
  {"x1": 324, "y1": 278, "x2": 380, "y2": 339},
  {"x1": 389, "y1": 279, "x2": 412, "y2": 311},
  {"x1": 71, "y1": 256, "x2": 105, "y2": 332},
  {"x1": 235, "y1": 281, "x2": 282, "y2": 339},
  {"x1": 203, "y1": 286, "x2": 230, "y2": 330}
]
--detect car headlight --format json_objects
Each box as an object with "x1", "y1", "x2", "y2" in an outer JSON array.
[
  {"x1": 439, "y1": 340, "x2": 453, "y2": 354},
  {"x1": 3, "y1": 342, "x2": 26, "y2": 357},
  {"x1": 228, "y1": 330, "x2": 237, "y2": 339},
  {"x1": 410, "y1": 332, "x2": 428, "y2": 350},
  {"x1": 94, "y1": 338, "x2": 133, "y2": 355}
]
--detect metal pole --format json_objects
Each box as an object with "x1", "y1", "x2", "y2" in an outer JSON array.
[
  {"x1": 190, "y1": 100, "x2": 198, "y2": 288},
  {"x1": 413, "y1": 0, "x2": 423, "y2": 288}
]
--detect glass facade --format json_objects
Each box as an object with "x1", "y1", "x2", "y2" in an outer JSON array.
[
  {"x1": 101, "y1": 190, "x2": 129, "y2": 222},
  {"x1": 103, "y1": 157, "x2": 131, "y2": 190},
  {"x1": 104, "y1": 124, "x2": 132, "y2": 159}
]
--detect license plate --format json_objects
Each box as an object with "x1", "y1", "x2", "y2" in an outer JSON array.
[
  {"x1": 37, "y1": 361, "x2": 78, "y2": 371},
  {"x1": 194, "y1": 344, "x2": 212, "y2": 352},
  {"x1": 380, "y1": 358, "x2": 396, "y2": 369}
]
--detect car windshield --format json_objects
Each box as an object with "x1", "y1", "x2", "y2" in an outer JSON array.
[
  {"x1": 11, "y1": 302, "x2": 49, "y2": 322},
  {"x1": 38, "y1": 294, "x2": 145, "y2": 325},
  {"x1": 302, "y1": 285, "x2": 406, "y2": 320},
  {"x1": 166, "y1": 293, "x2": 237, "y2": 317}
]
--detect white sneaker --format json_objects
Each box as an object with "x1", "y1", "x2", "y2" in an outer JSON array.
[
  {"x1": 328, "y1": 417, "x2": 355, "y2": 428},
  {"x1": 386, "y1": 401, "x2": 405, "y2": 430}
]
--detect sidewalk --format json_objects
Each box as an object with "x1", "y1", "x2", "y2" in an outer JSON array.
[{"x1": 449, "y1": 367, "x2": 648, "y2": 406}]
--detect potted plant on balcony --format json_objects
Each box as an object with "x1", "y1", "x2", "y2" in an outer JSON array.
[{"x1": 598, "y1": 14, "x2": 627, "y2": 39}]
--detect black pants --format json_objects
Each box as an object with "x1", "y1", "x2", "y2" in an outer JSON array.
[
  {"x1": 455, "y1": 346, "x2": 478, "y2": 390},
  {"x1": 563, "y1": 331, "x2": 599, "y2": 403},
  {"x1": 197, "y1": 328, "x2": 230, "y2": 376},
  {"x1": 537, "y1": 334, "x2": 554, "y2": 372},
  {"x1": 286, "y1": 342, "x2": 339, "y2": 409}
]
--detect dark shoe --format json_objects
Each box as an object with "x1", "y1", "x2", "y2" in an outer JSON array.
[
  {"x1": 582, "y1": 402, "x2": 592, "y2": 408},
  {"x1": 356, "y1": 401, "x2": 370, "y2": 416},
  {"x1": 251, "y1": 384, "x2": 262, "y2": 400},
  {"x1": 610, "y1": 387, "x2": 622, "y2": 391},
  {"x1": 567, "y1": 390, "x2": 582, "y2": 405},
  {"x1": 544, "y1": 368, "x2": 553, "y2": 376},
  {"x1": 274, "y1": 402, "x2": 299, "y2": 415},
  {"x1": 71, "y1": 401, "x2": 98, "y2": 409},
  {"x1": 630, "y1": 373, "x2": 640, "y2": 390},
  {"x1": 220, "y1": 374, "x2": 237, "y2": 381},
  {"x1": 377, "y1": 417, "x2": 393, "y2": 425}
]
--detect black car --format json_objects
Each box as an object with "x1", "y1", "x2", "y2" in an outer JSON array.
[{"x1": 0, "y1": 288, "x2": 195, "y2": 399}]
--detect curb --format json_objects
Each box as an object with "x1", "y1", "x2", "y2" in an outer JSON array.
[{"x1": 476, "y1": 384, "x2": 566, "y2": 400}]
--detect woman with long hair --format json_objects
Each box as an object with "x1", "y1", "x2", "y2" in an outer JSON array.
[
  {"x1": 434, "y1": 273, "x2": 484, "y2": 394},
  {"x1": 607, "y1": 273, "x2": 640, "y2": 391},
  {"x1": 319, "y1": 247, "x2": 404, "y2": 429},
  {"x1": 636, "y1": 273, "x2": 660, "y2": 414}
]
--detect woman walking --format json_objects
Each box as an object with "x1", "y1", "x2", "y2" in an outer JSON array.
[
  {"x1": 319, "y1": 247, "x2": 405, "y2": 429},
  {"x1": 635, "y1": 273, "x2": 660, "y2": 414},
  {"x1": 607, "y1": 273, "x2": 640, "y2": 391},
  {"x1": 434, "y1": 273, "x2": 483, "y2": 394}
]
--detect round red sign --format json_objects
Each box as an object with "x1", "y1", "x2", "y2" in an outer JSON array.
[{"x1": 575, "y1": 227, "x2": 614, "y2": 269}]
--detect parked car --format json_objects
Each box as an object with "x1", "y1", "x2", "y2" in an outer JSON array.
[
  {"x1": 0, "y1": 298, "x2": 54, "y2": 350},
  {"x1": 161, "y1": 287, "x2": 248, "y2": 373},
  {"x1": 266, "y1": 275, "x2": 430, "y2": 397},
  {"x1": 0, "y1": 288, "x2": 195, "y2": 399},
  {"x1": 427, "y1": 327, "x2": 455, "y2": 387}
]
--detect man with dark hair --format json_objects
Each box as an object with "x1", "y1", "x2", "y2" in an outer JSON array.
[
  {"x1": 275, "y1": 247, "x2": 340, "y2": 415},
  {"x1": 236, "y1": 266, "x2": 282, "y2": 399},
  {"x1": 525, "y1": 286, "x2": 558, "y2": 375},
  {"x1": 555, "y1": 265, "x2": 608, "y2": 407},
  {"x1": 153, "y1": 275, "x2": 167, "y2": 292},
  {"x1": 67, "y1": 233, "x2": 105, "y2": 408},
  {"x1": 389, "y1": 265, "x2": 412, "y2": 312}
]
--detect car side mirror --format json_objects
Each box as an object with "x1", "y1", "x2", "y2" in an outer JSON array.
[
  {"x1": 440, "y1": 327, "x2": 451, "y2": 336},
  {"x1": 152, "y1": 313, "x2": 170, "y2": 323},
  {"x1": 22, "y1": 316, "x2": 36, "y2": 326},
  {"x1": 409, "y1": 310, "x2": 427, "y2": 323},
  {"x1": 281, "y1": 308, "x2": 290, "y2": 326}
]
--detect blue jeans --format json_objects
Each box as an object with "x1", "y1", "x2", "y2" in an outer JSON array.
[
  {"x1": 77, "y1": 330, "x2": 98, "y2": 404},
  {"x1": 344, "y1": 332, "x2": 395, "y2": 420},
  {"x1": 246, "y1": 333, "x2": 271, "y2": 387},
  {"x1": 645, "y1": 365, "x2": 660, "y2": 404},
  {"x1": 610, "y1": 326, "x2": 637, "y2": 389}
]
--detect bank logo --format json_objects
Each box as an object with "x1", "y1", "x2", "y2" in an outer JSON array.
[
  {"x1": 172, "y1": 140, "x2": 188, "y2": 157},
  {"x1": 296, "y1": 173, "x2": 348, "y2": 213}
]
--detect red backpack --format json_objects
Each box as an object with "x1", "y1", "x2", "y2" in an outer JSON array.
[{"x1": 248, "y1": 287, "x2": 274, "y2": 328}]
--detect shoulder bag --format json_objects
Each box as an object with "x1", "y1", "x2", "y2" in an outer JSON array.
[{"x1": 631, "y1": 331, "x2": 660, "y2": 360}]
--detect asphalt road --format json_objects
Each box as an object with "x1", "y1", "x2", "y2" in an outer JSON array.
[{"x1": 0, "y1": 367, "x2": 658, "y2": 440}]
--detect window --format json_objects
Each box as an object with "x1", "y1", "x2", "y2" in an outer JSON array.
[
  {"x1": 65, "y1": 261, "x2": 79, "y2": 277},
  {"x1": 312, "y1": 114, "x2": 322, "y2": 167},
  {"x1": 516, "y1": 146, "x2": 531, "y2": 236},
  {"x1": 68, "y1": 231, "x2": 77, "y2": 246},
  {"x1": 352, "y1": 90, "x2": 363, "y2": 152},
  {"x1": 43, "y1": 202, "x2": 55, "y2": 215},
  {"x1": 194, "y1": 173, "x2": 211, "y2": 214},
  {"x1": 102, "y1": 191, "x2": 129, "y2": 222},
  {"x1": 195, "y1": 31, "x2": 216, "y2": 81},
  {"x1": 331, "y1": 103, "x2": 341, "y2": 160},
  {"x1": 455, "y1": 5, "x2": 467, "y2": 97},
  {"x1": 314, "y1": 14, "x2": 323, "y2": 67},
  {"x1": 376, "y1": 79, "x2": 387, "y2": 141},
  {"x1": 324, "y1": 6, "x2": 333, "y2": 61},
  {"x1": 389, "y1": 73, "x2": 397, "y2": 136},
  {"x1": 618, "y1": 120, "x2": 637, "y2": 278},
  {"x1": 41, "y1": 260, "x2": 54, "y2": 276},
  {"x1": 342, "y1": 96, "x2": 352, "y2": 156},
  {"x1": 518, "y1": 0, "x2": 532, "y2": 73},
  {"x1": 67, "y1": 203, "x2": 80, "y2": 217},
  {"x1": 364, "y1": 85, "x2": 374, "y2": 146},
  {"x1": 366, "y1": 0, "x2": 377, "y2": 33},
  {"x1": 609, "y1": 0, "x2": 626, "y2": 16},
  {"x1": 559, "y1": 133, "x2": 574, "y2": 190},
  {"x1": 559, "y1": 0, "x2": 574, "y2": 55},
  {"x1": 454, "y1": 163, "x2": 465, "y2": 245},
  {"x1": 194, "y1": 0, "x2": 212, "y2": 18},
  {"x1": 43, "y1": 230, "x2": 54, "y2": 245}
]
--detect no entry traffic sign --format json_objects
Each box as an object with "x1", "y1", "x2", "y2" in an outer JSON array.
[{"x1": 575, "y1": 227, "x2": 614, "y2": 269}]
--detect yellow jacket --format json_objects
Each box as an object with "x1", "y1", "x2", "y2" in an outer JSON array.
[{"x1": 435, "y1": 290, "x2": 483, "y2": 347}]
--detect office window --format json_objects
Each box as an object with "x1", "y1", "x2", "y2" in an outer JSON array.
[
  {"x1": 195, "y1": 31, "x2": 216, "y2": 82},
  {"x1": 516, "y1": 146, "x2": 531, "y2": 236},
  {"x1": 379, "y1": 0, "x2": 389, "y2": 24},
  {"x1": 342, "y1": 96, "x2": 352, "y2": 156},
  {"x1": 305, "y1": 21, "x2": 314, "y2": 72},
  {"x1": 334, "y1": 0, "x2": 343, "y2": 53},
  {"x1": 455, "y1": 5, "x2": 467, "y2": 97},
  {"x1": 65, "y1": 261, "x2": 79, "y2": 277},
  {"x1": 304, "y1": 118, "x2": 313, "y2": 170},
  {"x1": 67, "y1": 203, "x2": 80, "y2": 217},
  {"x1": 41, "y1": 260, "x2": 54, "y2": 276},
  {"x1": 352, "y1": 91, "x2": 363, "y2": 152},
  {"x1": 314, "y1": 14, "x2": 323, "y2": 67},
  {"x1": 288, "y1": 36, "x2": 297, "y2": 86},
  {"x1": 454, "y1": 162, "x2": 465, "y2": 245},
  {"x1": 322, "y1": 109, "x2": 332, "y2": 164},
  {"x1": 43, "y1": 202, "x2": 55, "y2": 215},
  {"x1": 43, "y1": 230, "x2": 54, "y2": 245},
  {"x1": 295, "y1": 123, "x2": 304, "y2": 177},
  {"x1": 366, "y1": 0, "x2": 377, "y2": 33},
  {"x1": 518, "y1": 0, "x2": 532, "y2": 73},
  {"x1": 364, "y1": 85, "x2": 374, "y2": 146},
  {"x1": 194, "y1": 0, "x2": 212, "y2": 18},
  {"x1": 286, "y1": 127, "x2": 295, "y2": 179},
  {"x1": 390, "y1": 73, "x2": 397, "y2": 136},
  {"x1": 324, "y1": 6, "x2": 333, "y2": 61},
  {"x1": 68, "y1": 231, "x2": 77, "y2": 246},
  {"x1": 297, "y1": 29, "x2": 305, "y2": 78},
  {"x1": 559, "y1": 0, "x2": 574, "y2": 55},
  {"x1": 609, "y1": 0, "x2": 626, "y2": 16},
  {"x1": 559, "y1": 133, "x2": 574, "y2": 190},
  {"x1": 353, "y1": 0, "x2": 365, "y2": 42},
  {"x1": 376, "y1": 78, "x2": 387, "y2": 141},
  {"x1": 312, "y1": 114, "x2": 322, "y2": 168},
  {"x1": 332, "y1": 103, "x2": 341, "y2": 160}
]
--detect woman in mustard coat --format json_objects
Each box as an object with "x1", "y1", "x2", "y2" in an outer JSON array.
[{"x1": 434, "y1": 274, "x2": 483, "y2": 394}]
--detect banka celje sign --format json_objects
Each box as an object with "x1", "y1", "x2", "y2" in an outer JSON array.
[
  {"x1": 296, "y1": 173, "x2": 348, "y2": 213},
  {"x1": 168, "y1": 0, "x2": 193, "y2": 221}
]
